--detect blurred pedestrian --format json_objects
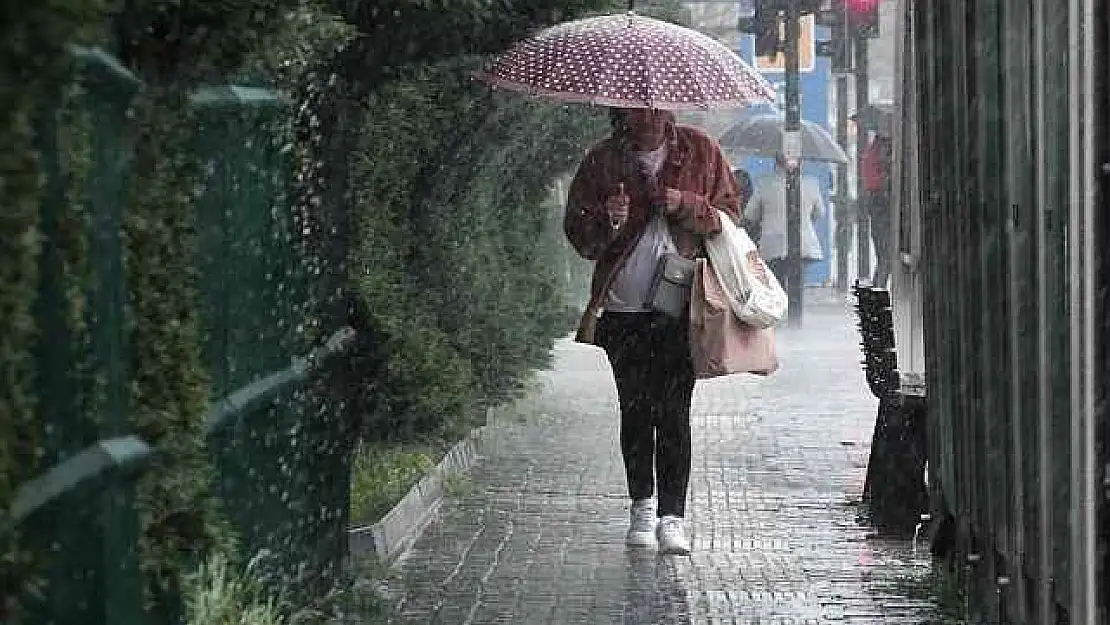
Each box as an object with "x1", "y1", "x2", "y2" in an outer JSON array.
[
  {"x1": 744, "y1": 154, "x2": 826, "y2": 288},
  {"x1": 563, "y1": 107, "x2": 740, "y2": 555},
  {"x1": 860, "y1": 125, "x2": 893, "y2": 288}
]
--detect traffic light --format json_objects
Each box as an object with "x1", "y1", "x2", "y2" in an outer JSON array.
[
  {"x1": 846, "y1": 0, "x2": 880, "y2": 38},
  {"x1": 815, "y1": 0, "x2": 845, "y2": 28},
  {"x1": 815, "y1": 0, "x2": 852, "y2": 73},
  {"x1": 738, "y1": 1, "x2": 782, "y2": 57},
  {"x1": 753, "y1": 17, "x2": 780, "y2": 57}
]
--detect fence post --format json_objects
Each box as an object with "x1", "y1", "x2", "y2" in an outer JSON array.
[{"x1": 73, "y1": 47, "x2": 148, "y2": 625}]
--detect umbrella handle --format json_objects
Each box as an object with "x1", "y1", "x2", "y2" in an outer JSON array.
[{"x1": 611, "y1": 182, "x2": 627, "y2": 230}]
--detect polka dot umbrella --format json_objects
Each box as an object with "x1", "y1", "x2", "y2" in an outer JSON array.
[{"x1": 474, "y1": 12, "x2": 776, "y2": 111}]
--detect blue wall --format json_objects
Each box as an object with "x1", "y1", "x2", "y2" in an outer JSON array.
[{"x1": 730, "y1": 27, "x2": 835, "y2": 286}]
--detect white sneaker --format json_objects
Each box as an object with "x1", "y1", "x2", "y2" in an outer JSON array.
[
  {"x1": 626, "y1": 499, "x2": 656, "y2": 547},
  {"x1": 656, "y1": 515, "x2": 690, "y2": 555}
]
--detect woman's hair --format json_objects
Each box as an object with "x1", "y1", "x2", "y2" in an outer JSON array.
[
  {"x1": 733, "y1": 168, "x2": 753, "y2": 207},
  {"x1": 609, "y1": 108, "x2": 627, "y2": 136},
  {"x1": 609, "y1": 108, "x2": 634, "y2": 143},
  {"x1": 609, "y1": 108, "x2": 676, "y2": 143},
  {"x1": 733, "y1": 168, "x2": 752, "y2": 193}
]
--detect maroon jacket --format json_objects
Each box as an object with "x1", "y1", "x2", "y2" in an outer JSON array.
[{"x1": 564, "y1": 124, "x2": 741, "y2": 344}]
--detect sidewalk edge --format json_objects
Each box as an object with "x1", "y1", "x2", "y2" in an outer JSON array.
[{"x1": 347, "y1": 415, "x2": 492, "y2": 567}]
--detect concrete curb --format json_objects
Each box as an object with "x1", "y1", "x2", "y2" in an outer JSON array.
[
  {"x1": 346, "y1": 412, "x2": 492, "y2": 566},
  {"x1": 345, "y1": 376, "x2": 547, "y2": 568}
]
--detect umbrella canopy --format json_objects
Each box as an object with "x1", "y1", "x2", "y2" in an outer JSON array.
[
  {"x1": 719, "y1": 115, "x2": 849, "y2": 164},
  {"x1": 851, "y1": 102, "x2": 894, "y2": 135},
  {"x1": 474, "y1": 13, "x2": 776, "y2": 110}
]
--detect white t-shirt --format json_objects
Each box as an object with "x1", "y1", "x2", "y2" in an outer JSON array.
[
  {"x1": 604, "y1": 145, "x2": 675, "y2": 313},
  {"x1": 746, "y1": 171, "x2": 826, "y2": 261},
  {"x1": 636, "y1": 143, "x2": 667, "y2": 179}
]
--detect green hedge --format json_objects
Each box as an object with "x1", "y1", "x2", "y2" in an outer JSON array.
[
  {"x1": 123, "y1": 94, "x2": 234, "y2": 616},
  {"x1": 343, "y1": 0, "x2": 689, "y2": 433},
  {"x1": 347, "y1": 62, "x2": 608, "y2": 440},
  {"x1": 112, "y1": 0, "x2": 303, "y2": 84}
]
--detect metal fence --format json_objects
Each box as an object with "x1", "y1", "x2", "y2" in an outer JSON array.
[
  {"x1": 908, "y1": 1, "x2": 1106, "y2": 622},
  {"x1": 9, "y1": 48, "x2": 357, "y2": 625}
]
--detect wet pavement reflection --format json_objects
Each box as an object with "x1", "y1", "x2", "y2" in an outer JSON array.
[{"x1": 387, "y1": 297, "x2": 942, "y2": 624}]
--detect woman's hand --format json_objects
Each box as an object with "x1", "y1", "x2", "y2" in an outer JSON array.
[
  {"x1": 652, "y1": 186, "x2": 684, "y2": 213},
  {"x1": 605, "y1": 183, "x2": 630, "y2": 230},
  {"x1": 655, "y1": 187, "x2": 725, "y2": 235}
]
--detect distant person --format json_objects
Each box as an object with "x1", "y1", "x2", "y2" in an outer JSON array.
[
  {"x1": 744, "y1": 154, "x2": 826, "y2": 288},
  {"x1": 861, "y1": 126, "x2": 893, "y2": 288},
  {"x1": 563, "y1": 107, "x2": 740, "y2": 555},
  {"x1": 732, "y1": 167, "x2": 753, "y2": 213}
]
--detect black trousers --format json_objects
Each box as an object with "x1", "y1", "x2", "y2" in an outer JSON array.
[
  {"x1": 766, "y1": 257, "x2": 811, "y2": 291},
  {"x1": 867, "y1": 192, "x2": 893, "y2": 288},
  {"x1": 595, "y1": 312, "x2": 696, "y2": 517},
  {"x1": 766, "y1": 258, "x2": 790, "y2": 288}
]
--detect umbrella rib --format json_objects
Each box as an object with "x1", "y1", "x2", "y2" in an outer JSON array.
[{"x1": 641, "y1": 22, "x2": 657, "y2": 107}]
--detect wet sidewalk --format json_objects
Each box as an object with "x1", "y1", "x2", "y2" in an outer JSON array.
[{"x1": 386, "y1": 303, "x2": 940, "y2": 624}]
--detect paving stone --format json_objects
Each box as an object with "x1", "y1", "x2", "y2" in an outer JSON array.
[{"x1": 387, "y1": 303, "x2": 940, "y2": 624}]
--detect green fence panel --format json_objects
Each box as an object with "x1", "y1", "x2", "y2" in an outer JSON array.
[
  {"x1": 206, "y1": 385, "x2": 312, "y2": 589},
  {"x1": 23, "y1": 47, "x2": 145, "y2": 625},
  {"x1": 188, "y1": 84, "x2": 343, "y2": 598},
  {"x1": 191, "y1": 86, "x2": 291, "y2": 398},
  {"x1": 14, "y1": 437, "x2": 153, "y2": 624},
  {"x1": 10, "y1": 43, "x2": 363, "y2": 624},
  {"x1": 202, "y1": 327, "x2": 358, "y2": 602},
  {"x1": 13, "y1": 48, "x2": 361, "y2": 623}
]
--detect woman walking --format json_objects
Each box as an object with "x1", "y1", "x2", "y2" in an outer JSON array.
[{"x1": 563, "y1": 108, "x2": 740, "y2": 554}]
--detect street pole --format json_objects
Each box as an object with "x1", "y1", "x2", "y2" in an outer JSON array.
[
  {"x1": 783, "y1": 0, "x2": 803, "y2": 326},
  {"x1": 835, "y1": 72, "x2": 850, "y2": 292},
  {"x1": 854, "y1": 33, "x2": 871, "y2": 282},
  {"x1": 816, "y1": 0, "x2": 850, "y2": 292}
]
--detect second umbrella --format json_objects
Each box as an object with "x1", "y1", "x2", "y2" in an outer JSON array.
[{"x1": 719, "y1": 114, "x2": 849, "y2": 164}]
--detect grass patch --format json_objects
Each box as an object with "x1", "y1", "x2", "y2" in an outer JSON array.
[
  {"x1": 286, "y1": 560, "x2": 394, "y2": 625},
  {"x1": 183, "y1": 551, "x2": 285, "y2": 625},
  {"x1": 443, "y1": 472, "x2": 477, "y2": 500},
  {"x1": 183, "y1": 549, "x2": 399, "y2": 625},
  {"x1": 349, "y1": 443, "x2": 437, "y2": 525}
]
